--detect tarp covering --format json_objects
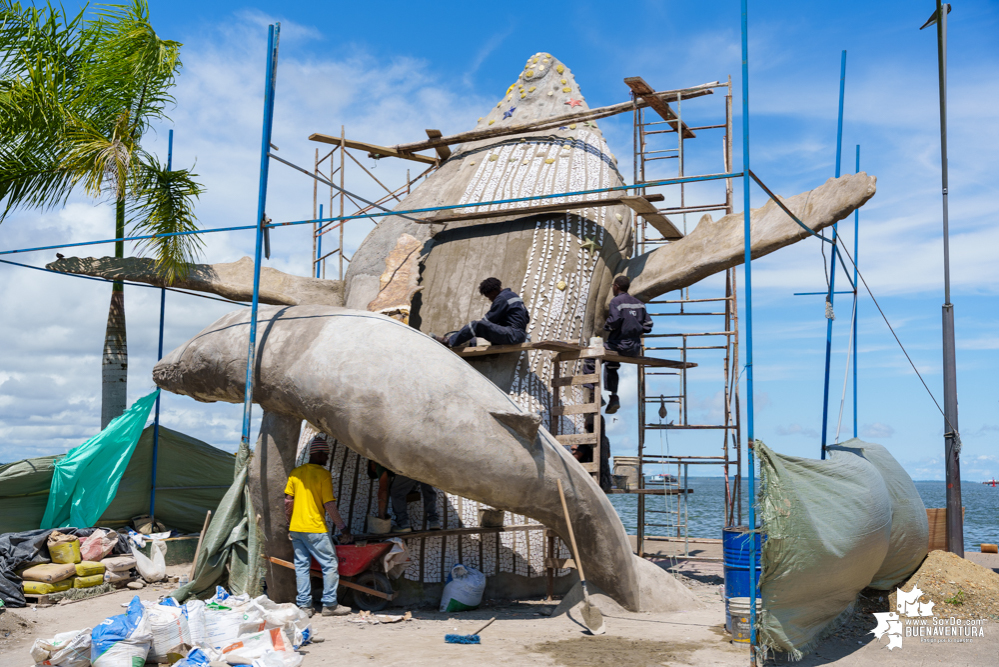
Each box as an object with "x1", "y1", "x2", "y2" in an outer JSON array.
[
  {"x1": 41, "y1": 391, "x2": 159, "y2": 529},
  {"x1": 0, "y1": 424, "x2": 235, "y2": 535},
  {"x1": 170, "y1": 436, "x2": 262, "y2": 601},
  {"x1": 758, "y1": 440, "x2": 925, "y2": 659}
]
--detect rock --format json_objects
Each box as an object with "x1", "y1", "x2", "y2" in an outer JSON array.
[{"x1": 127, "y1": 581, "x2": 144, "y2": 590}]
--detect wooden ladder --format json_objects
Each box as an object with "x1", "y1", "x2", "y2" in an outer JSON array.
[{"x1": 550, "y1": 351, "x2": 602, "y2": 480}]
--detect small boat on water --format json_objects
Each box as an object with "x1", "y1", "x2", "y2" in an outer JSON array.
[
  {"x1": 647, "y1": 473, "x2": 678, "y2": 484},
  {"x1": 983, "y1": 478, "x2": 998, "y2": 487}
]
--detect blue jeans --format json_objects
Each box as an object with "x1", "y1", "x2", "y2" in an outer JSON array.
[{"x1": 289, "y1": 531, "x2": 339, "y2": 608}]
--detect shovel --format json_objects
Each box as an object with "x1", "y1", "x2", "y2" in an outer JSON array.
[{"x1": 556, "y1": 478, "x2": 606, "y2": 635}]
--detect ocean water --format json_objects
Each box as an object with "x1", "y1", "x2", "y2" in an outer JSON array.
[{"x1": 608, "y1": 477, "x2": 999, "y2": 552}]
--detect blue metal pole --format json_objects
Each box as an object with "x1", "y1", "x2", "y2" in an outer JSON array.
[
  {"x1": 241, "y1": 24, "x2": 280, "y2": 451},
  {"x1": 820, "y1": 50, "x2": 847, "y2": 459},
  {"x1": 149, "y1": 129, "x2": 173, "y2": 518},
  {"x1": 316, "y1": 205, "x2": 322, "y2": 279},
  {"x1": 740, "y1": 1, "x2": 757, "y2": 661},
  {"x1": 853, "y1": 144, "x2": 860, "y2": 439}
]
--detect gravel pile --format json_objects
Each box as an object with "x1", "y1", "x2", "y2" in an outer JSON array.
[{"x1": 889, "y1": 550, "x2": 999, "y2": 621}]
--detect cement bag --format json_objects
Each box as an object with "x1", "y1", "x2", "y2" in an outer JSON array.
[
  {"x1": 24, "y1": 579, "x2": 73, "y2": 595},
  {"x1": 130, "y1": 538, "x2": 166, "y2": 582},
  {"x1": 145, "y1": 599, "x2": 192, "y2": 661},
  {"x1": 22, "y1": 563, "x2": 76, "y2": 583},
  {"x1": 202, "y1": 589, "x2": 264, "y2": 649},
  {"x1": 102, "y1": 556, "x2": 136, "y2": 573},
  {"x1": 80, "y1": 529, "x2": 118, "y2": 562},
  {"x1": 30, "y1": 627, "x2": 92, "y2": 667},
  {"x1": 758, "y1": 443, "x2": 892, "y2": 658},
  {"x1": 48, "y1": 532, "x2": 82, "y2": 564},
  {"x1": 220, "y1": 627, "x2": 299, "y2": 665},
  {"x1": 439, "y1": 564, "x2": 486, "y2": 612},
  {"x1": 827, "y1": 440, "x2": 929, "y2": 589},
  {"x1": 104, "y1": 570, "x2": 131, "y2": 584},
  {"x1": 91, "y1": 596, "x2": 152, "y2": 667},
  {"x1": 184, "y1": 600, "x2": 207, "y2": 648},
  {"x1": 249, "y1": 596, "x2": 312, "y2": 648}
]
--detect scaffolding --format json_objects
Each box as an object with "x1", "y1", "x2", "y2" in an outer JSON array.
[
  {"x1": 625, "y1": 77, "x2": 742, "y2": 558},
  {"x1": 310, "y1": 127, "x2": 438, "y2": 280}
]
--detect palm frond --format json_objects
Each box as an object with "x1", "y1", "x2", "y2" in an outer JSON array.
[
  {"x1": 127, "y1": 156, "x2": 204, "y2": 283},
  {"x1": 60, "y1": 111, "x2": 135, "y2": 201}
]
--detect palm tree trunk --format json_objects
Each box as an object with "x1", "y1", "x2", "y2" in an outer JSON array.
[{"x1": 101, "y1": 199, "x2": 127, "y2": 429}]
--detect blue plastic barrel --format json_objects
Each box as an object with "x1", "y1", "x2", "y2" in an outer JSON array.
[{"x1": 722, "y1": 526, "x2": 762, "y2": 599}]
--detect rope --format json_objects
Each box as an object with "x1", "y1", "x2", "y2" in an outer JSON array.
[{"x1": 833, "y1": 294, "x2": 857, "y2": 443}]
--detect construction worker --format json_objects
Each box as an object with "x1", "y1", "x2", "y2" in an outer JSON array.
[
  {"x1": 368, "y1": 462, "x2": 442, "y2": 533},
  {"x1": 436, "y1": 277, "x2": 530, "y2": 347},
  {"x1": 284, "y1": 435, "x2": 353, "y2": 617},
  {"x1": 587, "y1": 275, "x2": 652, "y2": 414}
]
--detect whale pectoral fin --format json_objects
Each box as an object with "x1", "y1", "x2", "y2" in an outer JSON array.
[
  {"x1": 490, "y1": 410, "x2": 542, "y2": 444},
  {"x1": 622, "y1": 172, "x2": 877, "y2": 302}
]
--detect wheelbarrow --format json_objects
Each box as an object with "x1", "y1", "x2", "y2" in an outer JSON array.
[{"x1": 268, "y1": 541, "x2": 397, "y2": 612}]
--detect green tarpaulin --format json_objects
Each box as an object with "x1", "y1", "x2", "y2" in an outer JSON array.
[
  {"x1": 0, "y1": 415, "x2": 235, "y2": 535},
  {"x1": 41, "y1": 391, "x2": 159, "y2": 529}
]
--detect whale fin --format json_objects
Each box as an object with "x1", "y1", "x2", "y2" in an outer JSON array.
[{"x1": 490, "y1": 410, "x2": 542, "y2": 443}]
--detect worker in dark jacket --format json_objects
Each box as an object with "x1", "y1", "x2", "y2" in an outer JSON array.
[
  {"x1": 587, "y1": 275, "x2": 653, "y2": 414},
  {"x1": 437, "y1": 277, "x2": 530, "y2": 348}
]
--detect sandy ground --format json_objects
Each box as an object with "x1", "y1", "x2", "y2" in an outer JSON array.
[{"x1": 3, "y1": 563, "x2": 997, "y2": 666}]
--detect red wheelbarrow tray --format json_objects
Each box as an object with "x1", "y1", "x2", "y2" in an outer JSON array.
[{"x1": 309, "y1": 541, "x2": 393, "y2": 577}]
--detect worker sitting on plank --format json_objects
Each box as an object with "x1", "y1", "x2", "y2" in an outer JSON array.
[
  {"x1": 585, "y1": 275, "x2": 653, "y2": 414},
  {"x1": 284, "y1": 435, "x2": 353, "y2": 618},
  {"x1": 435, "y1": 277, "x2": 530, "y2": 348},
  {"x1": 369, "y1": 461, "x2": 442, "y2": 533}
]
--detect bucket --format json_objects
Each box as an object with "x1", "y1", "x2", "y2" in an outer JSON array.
[
  {"x1": 722, "y1": 526, "x2": 762, "y2": 599},
  {"x1": 613, "y1": 457, "x2": 640, "y2": 490},
  {"x1": 726, "y1": 597, "x2": 763, "y2": 643}
]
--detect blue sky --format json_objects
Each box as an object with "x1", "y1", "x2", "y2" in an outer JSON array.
[{"x1": 0, "y1": 1, "x2": 997, "y2": 481}]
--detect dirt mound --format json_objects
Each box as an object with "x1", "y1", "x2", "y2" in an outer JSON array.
[
  {"x1": 889, "y1": 549, "x2": 999, "y2": 621},
  {"x1": 0, "y1": 610, "x2": 34, "y2": 649},
  {"x1": 533, "y1": 637, "x2": 702, "y2": 667}
]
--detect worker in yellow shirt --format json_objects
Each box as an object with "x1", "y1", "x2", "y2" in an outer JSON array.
[{"x1": 284, "y1": 435, "x2": 353, "y2": 617}]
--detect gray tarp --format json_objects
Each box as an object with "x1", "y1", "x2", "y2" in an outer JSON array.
[
  {"x1": 758, "y1": 440, "x2": 926, "y2": 658},
  {"x1": 0, "y1": 425, "x2": 234, "y2": 534},
  {"x1": 170, "y1": 437, "x2": 262, "y2": 601}
]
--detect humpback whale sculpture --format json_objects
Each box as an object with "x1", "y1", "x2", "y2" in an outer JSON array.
[{"x1": 50, "y1": 53, "x2": 876, "y2": 610}]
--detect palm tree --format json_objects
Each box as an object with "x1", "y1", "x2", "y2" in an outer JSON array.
[{"x1": 0, "y1": 1, "x2": 204, "y2": 428}]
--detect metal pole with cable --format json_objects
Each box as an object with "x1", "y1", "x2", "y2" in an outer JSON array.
[
  {"x1": 149, "y1": 129, "x2": 173, "y2": 519},
  {"x1": 853, "y1": 144, "x2": 860, "y2": 439},
  {"x1": 921, "y1": 1, "x2": 962, "y2": 557},
  {"x1": 820, "y1": 50, "x2": 847, "y2": 459},
  {"x1": 739, "y1": 1, "x2": 758, "y2": 663},
  {"x1": 241, "y1": 24, "x2": 280, "y2": 453}
]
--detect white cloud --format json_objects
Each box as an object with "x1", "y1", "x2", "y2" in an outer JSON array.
[
  {"x1": 861, "y1": 422, "x2": 895, "y2": 439},
  {"x1": 776, "y1": 423, "x2": 819, "y2": 438}
]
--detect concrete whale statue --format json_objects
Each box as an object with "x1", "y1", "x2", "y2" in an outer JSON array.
[{"x1": 153, "y1": 304, "x2": 696, "y2": 611}]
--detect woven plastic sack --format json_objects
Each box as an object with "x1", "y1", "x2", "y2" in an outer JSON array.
[
  {"x1": 145, "y1": 599, "x2": 192, "y2": 661},
  {"x1": 91, "y1": 596, "x2": 152, "y2": 667},
  {"x1": 249, "y1": 595, "x2": 312, "y2": 648},
  {"x1": 130, "y1": 538, "x2": 167, "y2": 582},
  {"x1": 757, "y1": 442, "x2": 892, "y2": 658},
  {"x1": 30, "y1": 627, "x2": 91, "y2": 667},
  {"x1": 826, "y1": 439, "x2": 928, "y2": 589},
  {"x1": 439, "y1": 564, "x2": 486, "y2": 612}
]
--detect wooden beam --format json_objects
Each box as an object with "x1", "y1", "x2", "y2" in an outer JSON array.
[
  {"x1": 624, "y1": 77, "x2": 696, "y2": 139},
  {"x1": 452, "y1": 341, "x2": 583, "y2": 358},
  {"x1": 551, "y1": 403, "x2": 600, "y2": 416},
  {"x1": 419, "y1": 193, "x2": 664, "y2": 225},
  {"x1": 552, "y1": 374, "x2": 600, "y2": 387},
  {"x1": 308, "y1": 134, "x2": 437, "y2": 165},
  {"x1": 557, "y1": 348, "x2": 697, "y2": 369},
  {"x1": 391, "y1": 82, "x2": 719, "y2": 155},
  {"x1": 620, "y1": 195, "x2": 683, "y2": 240},
  {"x1": 425, "y1": 129, "x2": 451, "y2": 161}
]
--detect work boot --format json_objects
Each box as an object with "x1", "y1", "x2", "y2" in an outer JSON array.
[
  {"x1": 432, "y1": 334, "x2": 451, "y2": 347},
  {"x1": 394, "y1": 525, "x2": 412, "y2": 534},
  {"x1": 427, "y1": 519, "x2": 442, "y2": 530},
  {"x1": 605, "y1": 394, "x2": 620, "y2": 414},
  {"x1": 298, "y1": 606, "x2": 315, "y2": 618},
  {"x1": 322, "y1": 605, "x2": 351, "y2": 617}
]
